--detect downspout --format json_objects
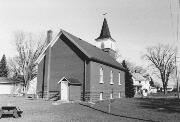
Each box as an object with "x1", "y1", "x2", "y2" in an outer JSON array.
[
  {"x1": 42, "y1": 55, "x2": 46, "y2": 98},
  {"x1": 83, "y1": 60, "x2": 87, "y2": 101},
  {"x1": 46, "y1": 30, "x2": 53, "y2": 99}
]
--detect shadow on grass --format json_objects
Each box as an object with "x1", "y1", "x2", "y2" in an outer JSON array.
[
  {"x1": 138, "y1": 98, "x2": 180, "y2": 113},
  {"x1": 79, "y1": 102, "x2": 158, "y2": 122},
  {"x1": 0, "y1": 114, "x2": 21, "y2": 119}
]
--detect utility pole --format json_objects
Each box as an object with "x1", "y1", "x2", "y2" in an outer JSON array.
[
  {"x1": 176, "y1": 0, "x2": 180, "y2": 99},
  {"x1": 175, "y1": 50, "x2": 179, "y2": 99},
  {"x1": 169, "y1": 0, "x2": 180, "y2": 99}
]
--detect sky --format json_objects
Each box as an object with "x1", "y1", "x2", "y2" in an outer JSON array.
[{"x1": 0, "y1": 0, "x2": 179, "y2": 68}]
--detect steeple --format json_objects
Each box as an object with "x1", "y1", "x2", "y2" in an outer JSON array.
[
  {"x1": 95, "y1": 17, "x2": 116, "y2": 59},
  {"x1": 96, "y1": 18, "x2": 112, "y2": 40}
]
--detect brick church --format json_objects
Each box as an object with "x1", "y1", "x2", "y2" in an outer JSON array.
[{"x1": 36, "y1": 18, "x2": 125, "y2": 101}]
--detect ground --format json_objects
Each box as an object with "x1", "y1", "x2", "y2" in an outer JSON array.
[{"x1": 0, "y1": 94, "x2": 180, "y2": 122}]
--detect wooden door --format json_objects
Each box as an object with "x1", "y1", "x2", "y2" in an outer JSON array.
[{"x1": 61, "y1": 81, "x2": 69, "y2": 101}]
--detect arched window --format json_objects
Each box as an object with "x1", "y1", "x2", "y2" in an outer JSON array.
[
  {"x1": 118, "y1": 72, "x2": 121, "y2": 85},
  {"x1": 100, "y1": 92, "x2": 103, "y2": 100},
  {"x1": 99, "y1": 67, "x2": 104, "y2": 83}
]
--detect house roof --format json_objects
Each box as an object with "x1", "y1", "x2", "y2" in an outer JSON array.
[
  {"x1": 0, "y1": 77, "x2": 21, "y2": 84},
  {"x1": 67, "y1": 78, "x2": 81, "y2": 85},
  {"x1": 36, "y1": 29, "x2": 125, "y2": 71},
  {"x1": 95, "y1": 18, "x2": 115, "y2": 41},
  {"x1": 132, "y1": 73, "x2": 146, "y2": 81}
]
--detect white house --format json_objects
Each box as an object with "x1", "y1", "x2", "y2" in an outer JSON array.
[
  {"x1": 132, "y1": 73, "x2": 151, "y2": 96},
  {"x1": 0, "y1": 77, "x2": 22, "y2": 95},
  {"x1": 27, "y1": 77, "x2": 37, "y2": 95}
]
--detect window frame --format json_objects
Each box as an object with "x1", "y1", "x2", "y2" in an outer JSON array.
[
  {"x1": 118, "y1": 72, "x2": 121, "y2": 85},
  {"x1": 110, "y1": 92, "x2": 113, "y2": 99},
  {"x1": 119, "y1": 92, "x2": 121, "y2": 98}
]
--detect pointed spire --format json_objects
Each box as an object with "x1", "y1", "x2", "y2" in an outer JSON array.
[{"x1": 96, "y1": 18, "x2": 112, "y2": 40}]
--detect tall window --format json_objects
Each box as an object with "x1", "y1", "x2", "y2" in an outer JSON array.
[
  {"x1": 110, "y1": 93, "x2": 113, "y2": 99},
  {"x1": 110, "y1": 70, "x2": 113, "y2": 84},
  {"x1": 119, "y1": 92, "x2": 121, "y2": 98},
  {"x1": 99, "y1": 67, "x2": 104, "y2": 83},
  {"x1": 118, "y1": 72, "x2": 121, "y2": 85}
]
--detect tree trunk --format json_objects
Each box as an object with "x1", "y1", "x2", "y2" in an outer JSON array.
[
  {"x1": 22, "y1": 85, "x2": 26, "y2": 96},
  {"x1": 163, "y1": 87, "x2": 167, "y2": 94},
  {"x1": 163, "y1": 83, "x2": 167, "y2": 94},
  {"x1": 25, "y1": 82, "x2": 30, "y2": 97},
  {"x1": 160, "y1": 72, "x2": 167, "y2": 94}
]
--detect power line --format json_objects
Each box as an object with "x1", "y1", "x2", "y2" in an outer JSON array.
[
  {"x1": 169, "y1": 0, "x2": 175, "y2": 42},
  {"x1": 169, "y1": 0, "x2": 180, "y2": 99}
]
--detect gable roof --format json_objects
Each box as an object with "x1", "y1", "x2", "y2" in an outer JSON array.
[
  {"x1": 0, "y1": 77, "x2": 22, "y2": 84},
  {"x1": 36, "y1": 29, "x2": 125, "y2": 71},
  {"x1": 58, "y1": 77, "x2": 81, "y2": 85},
  {"x1": 58, "y1": 77, "x2": 69, "y2": 84}
]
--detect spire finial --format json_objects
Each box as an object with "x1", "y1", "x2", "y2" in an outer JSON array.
[{"x1": 103, "y1": 13, "x2": 107, "y2": 18}]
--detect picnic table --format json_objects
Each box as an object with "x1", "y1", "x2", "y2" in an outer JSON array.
[{"x1": 0, "y1": 106, "x2": 23, "y2": 118}]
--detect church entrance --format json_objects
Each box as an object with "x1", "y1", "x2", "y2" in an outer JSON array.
[
  {"x1": 58, "y1": 77, "x2": 81, "y2": 101},
  {"x1": 58, "y1": 77, "x2": 69, "y2": 101},
  {"x1": 61, "y1": 80, "x2": 69, "y2": 101}
]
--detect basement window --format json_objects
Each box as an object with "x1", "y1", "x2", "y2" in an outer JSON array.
[
  {"x1": 110, "y1": 93, "x2": 113, "y2": 99},
  {"x1": 119, "y1": 92, "x2": 121, "y2": 98},
  {"x1": 100, "y1": 92, "x2": 103, "y2": 100}
]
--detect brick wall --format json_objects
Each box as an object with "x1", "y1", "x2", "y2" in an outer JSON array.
[
  {"x1": 49, "y1": 34, "x2": 85, "y2": 97},
  {"x1": 89, "y1": 61, "x2": 125, "y2": 102}
]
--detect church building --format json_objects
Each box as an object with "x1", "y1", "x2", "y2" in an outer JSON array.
[{"x1": 36, "y1": 18, "x2": 125, "y2": 101}]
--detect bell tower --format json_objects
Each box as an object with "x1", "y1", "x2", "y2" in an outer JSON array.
[{"x1": 95, "y1": 17, "x2": 116, "y2": 58}]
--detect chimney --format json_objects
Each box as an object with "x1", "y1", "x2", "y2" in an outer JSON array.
[
  {"x1": 47, "y1": 30, "x2": 53, "y2": 44},
  {"x1": 45, "y1": 30, "x2": 53, "y2": 99}
]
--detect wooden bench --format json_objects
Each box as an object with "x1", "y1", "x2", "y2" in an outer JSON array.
[{"x1": 0, "y1": 106, "x2": 23, "y2": 118}]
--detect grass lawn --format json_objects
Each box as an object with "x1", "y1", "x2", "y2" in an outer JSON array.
[
  {"x1": 0, "y1": 95, "x2": 129, "y2": 122},
  {"x1": 83, "y1": 98, "x2": 180, "y2": 122},
  {"x1": 0, "y1": 95, "x2": 180, "y2": 122}
]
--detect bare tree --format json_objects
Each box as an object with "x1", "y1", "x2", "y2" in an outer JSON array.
[
  {"x1": 123, "y1": 61, "x2": 146, "y2": 74},
  {"x1": 115, "y1": 49, "x2": 122, "y2": 61},
  {"x1": 8, "y1": 56, "x2": 21, "y2": 78},
  {"x1": 133, "y1": 66, "x2": 147, "y2": 74},
  {"x1": 144, "y1": 44, "x2": 176, "y2": 94},
  {"x1": 8, "y1": 31, "x2": 46, "y2": 93}
]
